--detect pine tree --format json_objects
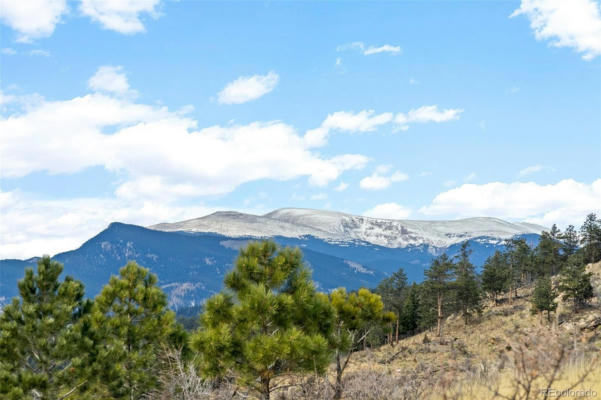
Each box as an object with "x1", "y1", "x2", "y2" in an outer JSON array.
[
  {"x1": 399, "y1": 283, "x2": 420, "y2": 334},
  {"x1": 534, "y1": 231, "x2": 562, "y2": 277},
  {"x1": 558, "y1": 253, "x2": 594, "y2": 312},
  {"x1": 0, "y1": 256, "x2": 92, "y2": 400},
  {"x1": 90, "y1": 261, "x2": 176, "y2": 399},
  {"x1": 560, "y1": 225, "x2": 579, "y2": 259},
  {"x1": 504, "y1": 238, "x2": 532, "y2": 300},
  {"x1": 453, "y1": 242, "x2": 482, "y2": 324},
  {"x1": 580, "y1": 213, "x2": 601, "y2": 263},
  {"x1": 329, "y1": 288, "x2": 394, "y2": 400},
  {"x1": 531, "y1": 277, "x2": 557, "y2": 322},
  {"x1": 424, "y1": 253, "x2": 454, "y2": 337},
  {"x1": 376, "y1": 268, "x2": 407, "y2": 343},
  {"x1": 481, "y1": 251, "x2": 510, "y2": 305},
  {"x1": 190, "y1": 241, "x2": 334, "y2": 400}
]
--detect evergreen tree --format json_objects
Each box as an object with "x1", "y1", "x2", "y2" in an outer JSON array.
[
  {"x1": 90, "y1": 261, "x2": 176, "y2": 399},
  {"x1": 190, "y1": 241, "x2": 334, "y2": 400},
  {"x1": 504, "y1": 238, "x2": 533, "y2": 300},
  {"x1": 329, "y1": 288, "x2": 394, "y2": 400},
  {"x1": 481, "y1": 251, "x2": 510, "y2": 305},
  {"x1": 0, "y1": 256, "x2": 91, "y2": 400},
  {"x1": 424, "y1": 253, "x2": 454, "y2": 337},
  {"x1": 534, "y1": 231, "x2": 562, "y2": 277},
  {"x1": 453, "y1": 242, "x2": 482, "y2": 324},
  {"x1": 560, "y1": 225, "x2": 580, "y2": 259},
  {"x1": 530, "y1": 277, "x2": 557, "y2": 322},
  {"x1": 376, "y1": 268, "x2": 407, "y2": 343},
  {"x1": 399, "y1": 283, "x2": 420, "y2": 334},
  {"x1": 558, "y1": 253, "x2": 594, "y2": 311},
  {"x1": 580, "y1": 213, "x2": 601, "y2": 263}
]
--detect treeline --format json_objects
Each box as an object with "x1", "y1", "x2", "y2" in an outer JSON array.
[
  {"x1": 1, "y1": 213, "x2": 599, "y2": 400},
  {"x1": 375, "y1": 213, "x2": 601, "y2": 343}
]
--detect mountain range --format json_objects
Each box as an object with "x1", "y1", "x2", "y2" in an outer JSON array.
[{"x1": 0, "y1": 208, "x2": 545, "y2": 308}]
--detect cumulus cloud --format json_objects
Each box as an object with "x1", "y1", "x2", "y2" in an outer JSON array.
[
  {"x1": 88, "y1": 65, "x2": 136, "y2": 97},
  {"x1": 419, "y1": 179, "x2": 601, "y2": 227},
  {"x1": 337, "y1": 41, "x2": 401, "y2": 55},
  {"x1": 394, "y1": 105, "x2": 463, "y2": 130},
  {"x1": 359, "y1": 166, "x2": 408, "y2": 190},
  {"x1": 0, "y1": 71, "x2": 367, "y2": 202},
  {"x1": 80, "y1": 0, "x2": 162, "y2": 34},
  {"x1": 303, "y1": 106, "x2": 462, "y2": 147},
  {"x1": 511, "y1": 0, "x2": 601, "y2": 60},
  {"x1": 217, "y1": 71, "x2": 279, "y2": 105},
  {"x1": 364, "y1": 202, "x2": 412, "y2": 219},
  {"x1": 0, "y1": 0, "x2": 67, "y2": 41}
]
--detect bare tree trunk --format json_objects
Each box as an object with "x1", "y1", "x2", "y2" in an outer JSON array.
[
  {"x1": 395, "y1": 317, "x2": 399, "y2": 344},
  {"x1": 334, "y1": 352, "x2": 343, "y2": 400},
  {"x1": 261, "y1": 376, "x2": 270, "y2": 400},
  {"x1": 436, "y1": 292, "x2": 443, "y2": 337}
]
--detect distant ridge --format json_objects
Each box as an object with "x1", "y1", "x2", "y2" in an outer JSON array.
[{"x1": 150, "y1": 208, "x2": 546, "y2": 249}]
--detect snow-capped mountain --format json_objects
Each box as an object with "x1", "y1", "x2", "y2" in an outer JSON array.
[{"x1": 150, "y1": 208, "x2": 546, "y2": 248}]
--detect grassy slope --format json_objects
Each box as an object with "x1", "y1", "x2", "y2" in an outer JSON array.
[{"x1": 331, "y1": 262, "x2": 601, "y2": 399}]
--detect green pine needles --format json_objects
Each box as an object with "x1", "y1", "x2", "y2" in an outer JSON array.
[{"x1": 190, "y1": 241, "x2": 335, "y2": 400}]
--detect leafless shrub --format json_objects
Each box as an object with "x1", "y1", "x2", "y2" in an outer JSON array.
[
  {"x1": 143, "y1": 347, "x2": 238, "y2": 400},
  {"x1": 483, "y1": 327, "x2": 600, "y2": 400}
]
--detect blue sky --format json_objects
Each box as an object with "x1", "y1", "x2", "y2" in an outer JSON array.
[{"x1": 1, "y1": 0, "x2": 600, "y2": 258}]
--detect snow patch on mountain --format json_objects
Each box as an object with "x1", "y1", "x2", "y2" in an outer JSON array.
[{"x1": 150, "y1": 208, "x2": 546, "y2": 249}]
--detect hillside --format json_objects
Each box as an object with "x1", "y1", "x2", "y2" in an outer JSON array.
[{"x1": 218, "y1": 262, "x2": 601, "y2": 399}]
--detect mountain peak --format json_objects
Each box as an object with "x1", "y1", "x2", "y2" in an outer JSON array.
[{"x1": 150, "y1": 208, "x2": 546, "y2": 249}]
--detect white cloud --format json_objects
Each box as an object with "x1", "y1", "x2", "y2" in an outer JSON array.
[
  {"x1": 88, "y1": 65, "x2": 135, "y2": 97},
  {"x1": 303, "y1": 105, "x2": 462, "y2": 148},
  {"x1": 323, "y1": 110, "x2": 394, "y2": 132},
  {"x1": 359, "y1": 167, "x2": 408, "y2": 190},
  {"x1": 518, "y1": 164, "x2": 544, "y2": 177},
  {"x1": 334, "y1": 182, "x2": 349, "y2": 191},
  {"x1": 0, "y1": 72, "x2": 367, "y2": 202},
  {"x1": 364, "y1": 202, "x2": 411, "y2": 219},
  {"x1": 217, "y1": 71, "x2": 279, "y2": 105},
  {"x1": 0, "y1": 189, "x2": 220, "y2": 259},
  {"x1": 0, "y1": 0, "x2": 67, "y2": 42},
  {"x1": 409, "y1": 78, "x2": 419, "y2": 85},
  {"x1": 394, "y1": 105, "x2": 463, "y2": 130},
  {"x1": 1, "y1": 47, "x2": 17, "y2": 55},
  {"x1": 80, "y1": 0, "x2": 162, "y2": 34},
  {"x1": 511, "y1": 0, "x2": 601, "y2": 60},
  {"x1": 419, "y1": 179, "x2": 601, "y2": 228},
  {"x1": 363, "y1": 44, "x2": 402, "y2": 55},
  {"x1": 337, "y1": 41, "x2": 401, "y2": 55},
  {"x1": 29, "y1": 49, "x2": 50, "y2": 57}
]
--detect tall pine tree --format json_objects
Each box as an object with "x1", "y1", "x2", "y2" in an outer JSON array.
[
  {"x1": 453, "y1": 242, "x2": 482, "y2": 324},
  {"x1": 580, "y1": 213, "x2": 601, "y2": 263},
  {"x1": 376, "y1": 268, "x2": 407, "y2": 344},
  {"x1": 190, "y1": 241, "x2": 334, "y2": 400},
  {"x1": 531, "y1": 277, "x2": 557, "y2": 323},
  {"x1": 0, "y1": 256, "x2": 92, "y2": 400},
  {"x1": 90, "y1": 261, "x2": 176, "y2": 399},
  {"x1": 558, "y1": 253, "x2": 594, "y2": 312},
  {"x1": 424, "y1": 254, "x2": 454, "y2": 337},
  {"x1": 481, "y1": 251, "x2": 510, "y2": 305}
]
